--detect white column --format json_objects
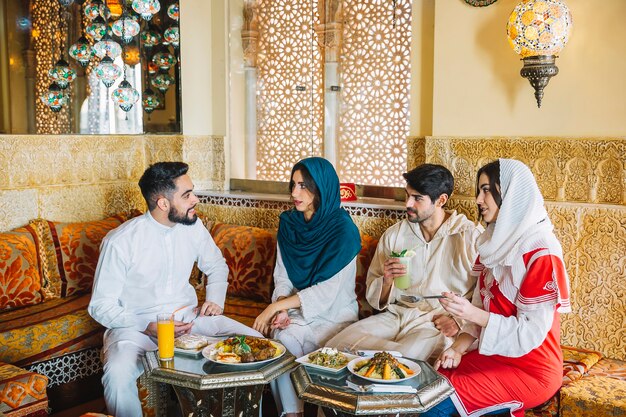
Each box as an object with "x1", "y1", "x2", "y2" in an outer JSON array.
[
  {"x1": 245, "y1": 67, "x2": 257, "y2": 179},
  {"x1": 324, "y1": 62, "x2": 339, "y2": 166}
]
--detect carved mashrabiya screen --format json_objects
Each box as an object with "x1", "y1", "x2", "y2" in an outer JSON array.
[
  {"x1": 337, "y1": 0, "x2": 412, "y2": 186},
  {"x1": 256, "y1": 0, "x2": 323, "y2": 181}
]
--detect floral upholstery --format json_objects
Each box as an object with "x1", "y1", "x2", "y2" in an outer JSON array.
[
  {"x1": 0, "y1": 294, "x2": 103, "y2": 366},
  {"x1": 223, "y1": 295, "x2": 269, "y2": 328},
  {"x1": 210, "y1": 222, "x2": 276, "y2": 303},
  {"x1": 0, "y1": 227, "x2": 43, "y2": 311},
  {"x1": 560, "y1": 376, "x2": 626, "y2": 417},
  {"x1": 0, "y1": 362, "x2": 47, "y2": 417},
  {"x1": 355, "y1": 232, "x2": 378, "y2": 319},
  {"x1": 587, "y1": 357, "x2": 626, "y2": 381},
  {"x1": 561, "y1": 345, "x2": 603, "y2": 386}
]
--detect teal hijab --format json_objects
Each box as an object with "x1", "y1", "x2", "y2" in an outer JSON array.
[{"x1": 277, "y1": 157, "x2": 361, "y2": 290}]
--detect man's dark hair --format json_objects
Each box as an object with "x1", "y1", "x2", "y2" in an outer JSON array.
[
  {"x1": 138, "y1": 162, "x2": 189, "y2": 210},
  {"x1": 289, "y1": 162, "x2": 321, "y2": 211},
  {"x1": 476, "y1": 160, "x2": 502, "y2": 208},
  {"x1": 402, "y1": 164, "x2": 454, "y2": 203}
]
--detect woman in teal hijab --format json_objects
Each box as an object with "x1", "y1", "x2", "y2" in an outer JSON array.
[{"x1": 253, "y1": 157, "x2": 361, "y2": 417}]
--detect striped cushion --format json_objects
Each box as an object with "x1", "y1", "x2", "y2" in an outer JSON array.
[
  {"x1": 0, "y1": 362, "x2": 48, "y2": 416},
  {"x1": 0, "y1": 294, "x2": 103, "y2": 367}
]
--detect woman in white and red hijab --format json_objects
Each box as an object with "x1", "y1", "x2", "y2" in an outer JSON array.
[{"x1": 424, "y1": 159, "x2": 571, "y2": 417}]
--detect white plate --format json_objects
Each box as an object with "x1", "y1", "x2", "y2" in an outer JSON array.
[
  {"x1": 295, "y1": 348, "x2": 358, "y2": 373},
  {"x1": 174, "y1": 346, "x2": 205, "y2": 357},
  {"x1": 201, "y1": 339, "x2": 286, "y2": 366},
  {"x1": 347, "y1": 355, "x2": 421, "y2": 383}
]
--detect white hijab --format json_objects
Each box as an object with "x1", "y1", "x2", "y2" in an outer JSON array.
[{"x1": 477, "y1": 159, "x2": 571, "y2": 313}]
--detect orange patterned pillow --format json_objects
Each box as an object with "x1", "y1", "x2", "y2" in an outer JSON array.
[
  {"x1": 0, "y1": 226, "x2": 44, "y2": 310},
  {"x1": 356, "y1": 232, "x2": 378, "y2": 319},
  {"x1": 48, "y1": 214, "x2": 132, "y2": 297},
  {"x1": 210, "y1": 222, "x2": 276, "y2": 303}
]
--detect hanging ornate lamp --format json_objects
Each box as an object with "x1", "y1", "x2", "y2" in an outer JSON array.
[
  {"x1": 140, "y1": 25, "x2": 162, "y2": 49},
  {"x1": 48, "y1": 57, "x2": 77, "y2": 89},
  {"x1": 151, "y1": 71, "x2": 174, "y2": 93},
  {"x1": 94, "y1": 34, "x2": 122, "y2": 59},
  {"x1": 86, "y1": 15, "x2": 108, "y2": 41},
  {"x1": 147, "y1": 61, "x2": 158, "y2": 75},
  {"x1": 167, "y1": 3, "x2": 179, "y2": 21},
  {"x1": 152, "y1": 50, "x2": 175, "y2": 70},
  {"x1": 163, "y1": 25, "x2": 179, "y2": 49},
  {"x1": 111, "y1": 78, "x2": 140, "y2": 112},
  {"x1": 85, "y1": 0, "x2": 104, "y2": 20},
  {"x1": 40, "y1": 82, "x2": 67, "y2": 112},
  {"x1": 112, "y1": 12, "x2": 140, "y2": 44},
  {"x1": 142, "y1": 87, "x2": 161, "y2": 115},
  {"x1": 132, "y1": 0, "x2": 161, "y2": 21},
  {"x1": 94, "y1": 56, "x2": 122, "y2": 87},
  {"x1": 507, "y1": 0, "x2": 573, "y2": 107},
  {"x1": 69, "y1": 35, "x2": 94, "y2": 67},
  {"x1": 122, "y1": 44, "x2": 141, "y2": 66}
]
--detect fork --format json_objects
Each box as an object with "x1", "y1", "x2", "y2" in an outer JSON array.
[
  {"x1": 189, "y1": 310, "x2": 201, "y2": 323},
  {"x1": 400, "y1": 294, "x2": 445, "y2": 303}
]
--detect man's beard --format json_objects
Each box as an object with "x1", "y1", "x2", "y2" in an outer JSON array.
[
  {"x1": 406, "y1": 207, "x2": 432, "y2": 224},
  {"x1": 168, "y1": 206, "x2": 198, "y2": 225}
]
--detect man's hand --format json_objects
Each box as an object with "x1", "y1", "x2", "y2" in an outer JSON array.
[
  {"x1": 198, "y1": 301, "x2": 223, "y2": 317},
  {"x1": 432, "y1": 314, "x2": 460, "y2": 337},
  {"x1": 143, "y1": 320, "x2": 193, "y2": 338},
  {"x1": 382, "y1": 257, "x2": 406, "y2": 286}
]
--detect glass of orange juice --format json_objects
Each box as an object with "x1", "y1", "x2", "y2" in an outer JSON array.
[{"x1": 157, "y1": 313, "x2": 175, "y2": 361}]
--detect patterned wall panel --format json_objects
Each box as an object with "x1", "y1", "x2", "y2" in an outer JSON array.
[
  {"x1": 0, "y1": 190, "x2": 39, "y2": 232},
  {"x1": 337, "y1": 0, "x2": 412, "y2": 186},
  {"x1": 256, "y1": 0, "x2": 323, "y2": 181}
]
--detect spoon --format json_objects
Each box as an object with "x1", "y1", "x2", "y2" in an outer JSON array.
[{"x1": 400, "y1": 294, "x2": 445, "y2": 303}]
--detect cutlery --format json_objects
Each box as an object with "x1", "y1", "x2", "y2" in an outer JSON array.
[
  {"x1": 400, "y1": 294, "x2": 445, "y2": 303},
  {"x1": 341, "y1": 348, "x2": 403, "y2": 358},
  {"x1": 346, "y1": 380, "x2": 417, "y2": 393},
  {"x1": 189, "y1": 310, "x2": 201, "y2": 323}
]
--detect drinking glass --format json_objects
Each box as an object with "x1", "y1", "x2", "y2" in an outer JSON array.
[{"x1": 157, "y1": 313, "x2": 175, "y2": 361}]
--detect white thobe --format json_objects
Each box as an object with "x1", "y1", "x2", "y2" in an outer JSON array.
[{"x1": 88, "y1": 212, "x2": 259, "y2": 417}]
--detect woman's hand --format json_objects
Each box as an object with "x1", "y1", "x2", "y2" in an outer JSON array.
[
  {"x1": 271, "y1": 310, "x2": 291, "y2": 330},
  {"x1": 439, "y1": 292, "x2": 490, "y2": 327},
  {"x1": 253, "y1": 304, "x2": 277, "y2": 336},
  {"x1": 434, "y1": 346, "x2": 463, "y2": 370}
]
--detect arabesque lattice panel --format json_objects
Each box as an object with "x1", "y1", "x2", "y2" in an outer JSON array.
[{"x1": 256, "y1": 0, "x2": 323, "y2": 181}]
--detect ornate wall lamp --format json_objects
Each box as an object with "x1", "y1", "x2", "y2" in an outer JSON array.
[{"x1": 506, "y1": 0, "x2": 573, "y2": 107}]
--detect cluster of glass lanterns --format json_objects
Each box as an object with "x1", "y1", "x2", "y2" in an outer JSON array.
[{"x1": 41, "y1": 0, "x2": 180, "y2": 115}]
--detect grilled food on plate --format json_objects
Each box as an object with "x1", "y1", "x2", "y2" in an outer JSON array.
[{"x1": 213, "y1": 335, "x2": 277, "y2": 363}]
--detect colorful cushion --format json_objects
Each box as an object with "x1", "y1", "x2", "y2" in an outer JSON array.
[
  {"x1": 355, "y1": 233, "x2": 378, "y2": 319},
  {"x1": 561, "y1": 345, "x2": 603, "y2": 386},
  {"x1": 0, "y1": 362, "x2": 47, "y2": 416},
  {"x1": 0, "y1": 226, "x2": 43, "y2": 311},
  {"x1": 587, "y1": 357, "x2": 626, "y2": 381},
  {"x1": 210, "y1": 222, "x2": 276, "y2": 303},
  {"x1": 0, "y1": 294, "x2": 103, "y2": 366},
  {"x1": 46, "y1": 212, "x2": 139, "y2": 298},
  {"x1": 560, "y1": 376, "x2": 626, "y2": 417}
]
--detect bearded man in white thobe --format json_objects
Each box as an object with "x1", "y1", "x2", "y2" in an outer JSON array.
[
  {"x1": 88, "y1": 162, "x2": 260, "y2": 417},
  {"x1": 327, "y1": 164, "x2": 482, "y2": 363}
]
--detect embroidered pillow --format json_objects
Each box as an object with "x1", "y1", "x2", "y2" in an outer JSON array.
[
  {"x1": 210, "y1": 222, "x2": 276, "y2": 303},
  {"x1": 0, "y1": 226, "x2": 43, "y2": 310},
  {"x1": 356, "y1": 232, "x2": 378, "y2": 319}
]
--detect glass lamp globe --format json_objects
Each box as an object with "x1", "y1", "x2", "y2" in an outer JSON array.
[
  {"x1": 163, "y1": 26, "x2": 179, "y2": 48},
  {"x1": 140, "y1": 27, "x2": 162, "y2": 49},
  {"x1": 69, "y1": 36, "x2": 94, "y2": 67},
  {"x1": 112, "y1": 13, "x2": 140, "y2": 44},
  {"x1": 40, "y1": 83, "x2": 67, "y2": 112},
  {"x1": 111, "y1": 79, "x2": 140, "y2": 112},
  {"x1": 48, "y1": 58, "x2": 77, "y2": 89},
  {"x1": 94, "y1": 56, "x2": 122, "y2": 88},
  {"x1": 142, "y1": 88, "x2": 161, "y2": 113},
  {"x1": 132, "y1": 0, "x2": 161, "y2": 21},
  {"x1": 122, "y1": 44, "x2": 141, "y2": 67},
  {"x1": 167, "y1": 3, "x2": 179, "y2": 21},
  {"x1": 58, "y1": 0, "x2": 74, "y2": 6},
  {"x1": 151, "y1": 72, "x2": 174, "y2": 93},
  {"x1": 94, "y1": 34, "x2": 122, "y2": 59},
  {"x1": 507, "y1": 0, "x2": 573, "y2": 107},
  {"x1": 86, "y1": 16, "x2": 108, "y2": 42},
  {"x1": 84, "y1": 0, "x2": 104, "y2": 20},
  {"x1": 152, "y1": 51, "x2": 176, "y2": 70}
]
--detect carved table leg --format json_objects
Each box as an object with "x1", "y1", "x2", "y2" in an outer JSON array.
[{"x1": 172, "y1": 384, "x2": 265, "y2": 417}]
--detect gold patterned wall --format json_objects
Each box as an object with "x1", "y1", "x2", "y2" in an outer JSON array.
[
  {"x1": 336, "y1": 0, "x2": 411, "y2": 186},
  {"x1": 255, "y1": 0, "x2": 323, "y2": 181},
  {"x1": 410, "y1": 136, "x2": 626, "y2": 360},
  {"x1": 0, "y1": 135, "x2": 225, "y2": 232}
]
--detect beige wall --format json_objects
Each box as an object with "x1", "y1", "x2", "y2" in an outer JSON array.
[{"x1": 430, "y1": 0, "x2": 626, "y2": 136}]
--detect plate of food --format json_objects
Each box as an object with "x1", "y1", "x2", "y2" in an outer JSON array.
[
  {"x1": 347, "y1": 351, "x2": 421, "y2": 383},
  {"x1": 174, "y1": 334, "x2": 216, "y2": 357},
  {"x1": 202, "y1": 335, "x2": 285, "y2": 365},
  {"x1": 296, "y1": 347, "x2": 358, "y2": 373}
]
